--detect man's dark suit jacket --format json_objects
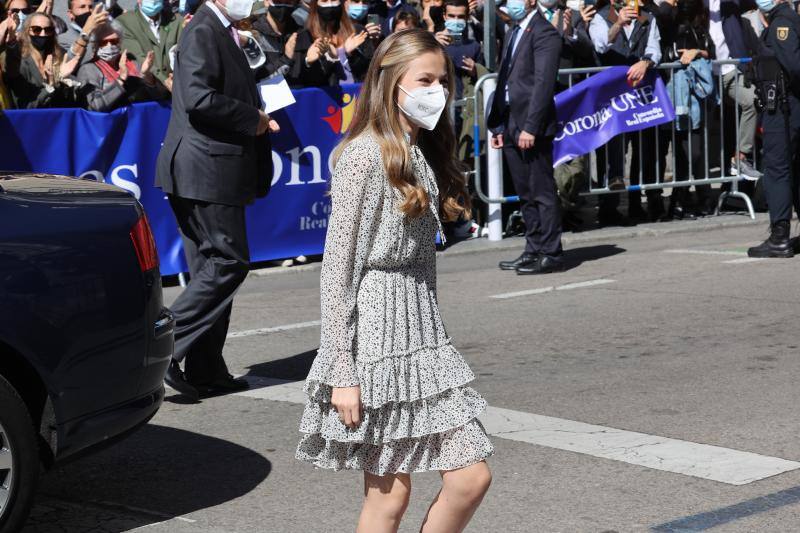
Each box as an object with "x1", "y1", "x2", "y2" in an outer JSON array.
[
  {"x1": 487, "y1": 11, "x2": 562, "y2": 143},
  {"x1": 156, "y1": 3, "x2": 271, "y2": 207}
]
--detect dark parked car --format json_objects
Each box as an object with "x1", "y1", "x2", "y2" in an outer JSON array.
[{"x1": 0, "y1": 174, "x2": 174, "y2": 532}]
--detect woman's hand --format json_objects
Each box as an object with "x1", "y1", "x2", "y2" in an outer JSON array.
[
  {"x1": 59, "y1": 54, "x2": 81, "y2": 79},
  {"x1": 306, "y1": 38, "x2": 324, "y2": 63},
  {"x1": 117, "y1": 50, "x2": 129, "y2": 82},
  {"x1": 141, "y1": 50, "x2": 156, "y2": 84},
  {"x1": 43, "y1": 55, "x2": 55, "y2": 85},
  {"x1": 284, "y1": 32, "x2": 298, "y2": 59},
  {"x1": 141, "y1": 50, "x2": 155, "y2": 76},
  {"x1": 332, "y1": 386, "x2": 362, "y2": 428},
  {"x1": 678, "y1": 48, "x2": 699, "y2": 65},
  {"x1": 344, "y1": 30, "x2": 367, "y2": 54}
]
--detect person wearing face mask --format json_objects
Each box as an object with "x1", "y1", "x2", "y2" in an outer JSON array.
[
  {"x1": 536, "y1": 0, "x2": 595, "y2": 230},
  {"x1": 115, "y1": 0, "x2": 183, "y2": 88},
  {"x1": 438, "y1": 0, "x2": 486, "y2": 162},
  {"x1": 487, "y1": 0, "x2": 564, "y2": 274},
  {"x1": 346, "y1": 0, "x2": 383, "y2": 38},
  {"x1": 747, "y1": 0, "x2": 800, "y2": 257},
  {"x1": 295, "y1": 29, "x2": 493, "y2": 532},
  {"x1": 155, "y1": 0, "x2": 279, "y2": 401},
  {"x1": 245, "y1": 0, "x2": 301, "y2": 84},
  {"x1": 58, "y1": 0, "x2": 109, "y2": 63},
  {"x1": 76, "y1": 22, "x2": 168, "y2": 111},
  {"x1": 6, "y1": 12, "x2": 87, "y2": 107},
  {"x1": 4, "y1": 0, "x2": 34, "y2": 34},
  {"x1": 292, "y1": 0, "x2": 375, "y2": 86}
]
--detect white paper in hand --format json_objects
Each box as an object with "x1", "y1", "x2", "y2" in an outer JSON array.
[{"x1": 258, "y1": 75, "x2": 296, "y2": 114}]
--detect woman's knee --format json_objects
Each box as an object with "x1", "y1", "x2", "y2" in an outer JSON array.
[
  {"x1": 364, "y1": 474, "x2": 412, "y2": 518},
  {"x1": 443, "y1": 462, "x2": 492, "y2": 504}
]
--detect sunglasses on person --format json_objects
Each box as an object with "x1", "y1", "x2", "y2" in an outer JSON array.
[
  {"x1": 10, "y1": 6, "x2": 36, "y2": 14},
  {"x1": 29, "y1": 25, "x2": 55, "y2": 35},
  {"x1": 98, "y1": 37, "x2": 120, "y2": 46}
]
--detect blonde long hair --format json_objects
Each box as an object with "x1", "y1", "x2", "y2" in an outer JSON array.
[
  {"x1": 334, "y1": 29, "x2": 470, "y2": 221},
  {"x1": 20, "y1": 13, "x2": 66, "y2": 80}
]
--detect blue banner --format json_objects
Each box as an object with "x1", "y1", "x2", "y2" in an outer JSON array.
[
  {"x1": 0, "y1": 84, "x2": 361, "y2": 275},
  {"x1": 553, "y1": 66, "x2": 675, "y2": 166}
]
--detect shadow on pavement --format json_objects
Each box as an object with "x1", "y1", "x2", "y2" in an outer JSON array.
[
  {"x1": 562, "y1": 244, "x2": 627, "y2": 271},
  {"x1": 25, "y1": 424, "x2": 271, "y2": 532},
  {"x1": 650, "y1": 485, "x2": 800, "y2": 532},
  {"x1": 245, "y1": 349, "x2": 318, "y2": 382}
]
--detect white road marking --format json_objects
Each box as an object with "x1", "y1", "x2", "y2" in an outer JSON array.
[
  {"x1": 665, "y1": 249, "x2": 745, "y2": 256},
  {"x1": 233, "y1": 377, "x2": 800, "y2": 485},
  {"x1": 723, "y1": 257, "x2": 768, "y2": 264},
  {"x1": 227, "y1": 320, "x2": 321, "y2": 339},
  {"x1": 491, "y1": 279, "x2": 616, "y2": 300},
  {"x1": 481, "y1": 407, "x2": 800, "y2": 486},
  {"x1": 555, "y1": 279, "x2": 617, "y2": 291}
]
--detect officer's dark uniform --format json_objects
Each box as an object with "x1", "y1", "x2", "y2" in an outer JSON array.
[{"x1": 748, "y1": 0, "x2": 800, "y2": 258}]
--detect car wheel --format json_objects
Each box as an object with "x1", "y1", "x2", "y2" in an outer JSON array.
[{"x1": 0, "y1": 375, "x2": 39, "y2": 533}]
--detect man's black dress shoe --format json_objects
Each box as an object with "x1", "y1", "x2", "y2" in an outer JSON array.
[
  {"x1": 193, "y1": 375, "x2": 250, "y2": 397},
  {"x1": 499, "y1": 252, "x2": 538, "y2": 271},
  {"x1": 164, "y1": 361, "x2": 200, "y2": 402},
  {"x1": 516, "y1": 254, "x2": 565, "y2": 274}
]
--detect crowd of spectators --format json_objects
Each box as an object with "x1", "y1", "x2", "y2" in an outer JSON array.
[{"x1": 1, "y1": 0, "x2": 798, "y2": 231}]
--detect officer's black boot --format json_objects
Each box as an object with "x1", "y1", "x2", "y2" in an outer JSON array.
[{"x1": 747, "y1": 220, "x2": 795, "y2": 258}]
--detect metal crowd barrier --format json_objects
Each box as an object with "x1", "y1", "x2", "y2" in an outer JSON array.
[{"x1": 459, "y1": 59, "x2": 758, "y2": 241}]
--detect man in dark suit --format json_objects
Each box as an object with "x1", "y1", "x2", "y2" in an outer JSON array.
[
  {"x1": 487, "y1": 0, "x2": 564, "y2": 274},
  {"x1": 156, "y1": 0, "x2": 277, "y2": 400}
]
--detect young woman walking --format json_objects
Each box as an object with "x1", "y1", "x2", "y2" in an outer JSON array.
[{"x1": 296, "y1": 28, "x2": 493, "y2": 533}]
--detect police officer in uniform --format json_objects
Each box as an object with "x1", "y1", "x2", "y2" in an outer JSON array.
[{"x1": 748, "y1": 0, "x2": 800, "y2": 257}]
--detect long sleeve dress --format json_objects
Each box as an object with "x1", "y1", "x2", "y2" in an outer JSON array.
[{"x1": 295, "y1": 134, "x2": 494, "y2": 476}]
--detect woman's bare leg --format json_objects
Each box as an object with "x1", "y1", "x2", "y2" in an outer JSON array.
[
  {"x1": 357, "y1": 472, "x2": 412, "y2": 533},
  {"x1": 419, "y1": 461, "x2": 492, "y2": 533}
]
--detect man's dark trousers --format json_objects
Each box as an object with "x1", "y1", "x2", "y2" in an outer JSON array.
[
  {"x1": 761, "y1": 98, "x2": 800, "y2": 223},
  {"x1": 503, "y1": 136, "x2": 562, "y2": 256},
  {"x1": 168, "y1": 196, "x2": 250, "y2": 385}
]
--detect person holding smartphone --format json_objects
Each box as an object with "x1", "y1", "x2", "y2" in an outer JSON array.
[
  {"x1": 439, "y1": 0, "x2": 485, "y2": 163},
  {"x1": 588, "y1": 0, "x2": 664, "y2": 224}
]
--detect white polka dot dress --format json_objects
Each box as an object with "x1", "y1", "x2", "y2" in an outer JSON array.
[{"x1": 295, "y1": 134, "x2": 494, "y2": 476}]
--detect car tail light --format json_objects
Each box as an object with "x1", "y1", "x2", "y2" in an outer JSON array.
[{"x1": 130, "y1": 213, "x2": 159, "y2": 272}]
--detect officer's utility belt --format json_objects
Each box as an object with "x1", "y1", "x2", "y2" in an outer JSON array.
[{"x1": 753, "y1": 55, "x2": 787, "y2": 113}]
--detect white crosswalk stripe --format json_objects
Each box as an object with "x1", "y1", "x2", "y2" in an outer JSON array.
[{"x1": 230, "y1": 377, "x2": 800, "y2": 486}]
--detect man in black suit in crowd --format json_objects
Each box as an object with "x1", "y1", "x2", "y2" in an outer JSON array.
[
  {"x1": 156, "y1": 0, "x2": 278, "y2": 400},
  {"x1": 487, "y1": 0, "x2": 564, "y2": 274}
]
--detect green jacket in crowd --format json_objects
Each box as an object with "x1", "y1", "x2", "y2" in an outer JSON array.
[{"x1": 115, "y1": 7, "x2": 183, "y2": 84}]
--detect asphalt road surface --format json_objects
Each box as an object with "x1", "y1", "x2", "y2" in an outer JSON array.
[{"x1": 22, "y1": 215, "x2": 800, "y2": 533}]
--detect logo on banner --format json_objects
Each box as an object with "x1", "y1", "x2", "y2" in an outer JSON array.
[
  {"x1": 552, "y1": 67, "x2": 675, "y2": 166},
  {"x1": 322, "y1": 92, "x2": 357, "y2": 134}
]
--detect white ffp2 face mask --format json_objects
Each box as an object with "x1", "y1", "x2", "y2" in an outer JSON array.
[
  {"x1": 398, "y1": 85, "x2": 447, "y2": 131},
  {"x1": 225, "y1": 0, "x2": 254, "y2": 21}
]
